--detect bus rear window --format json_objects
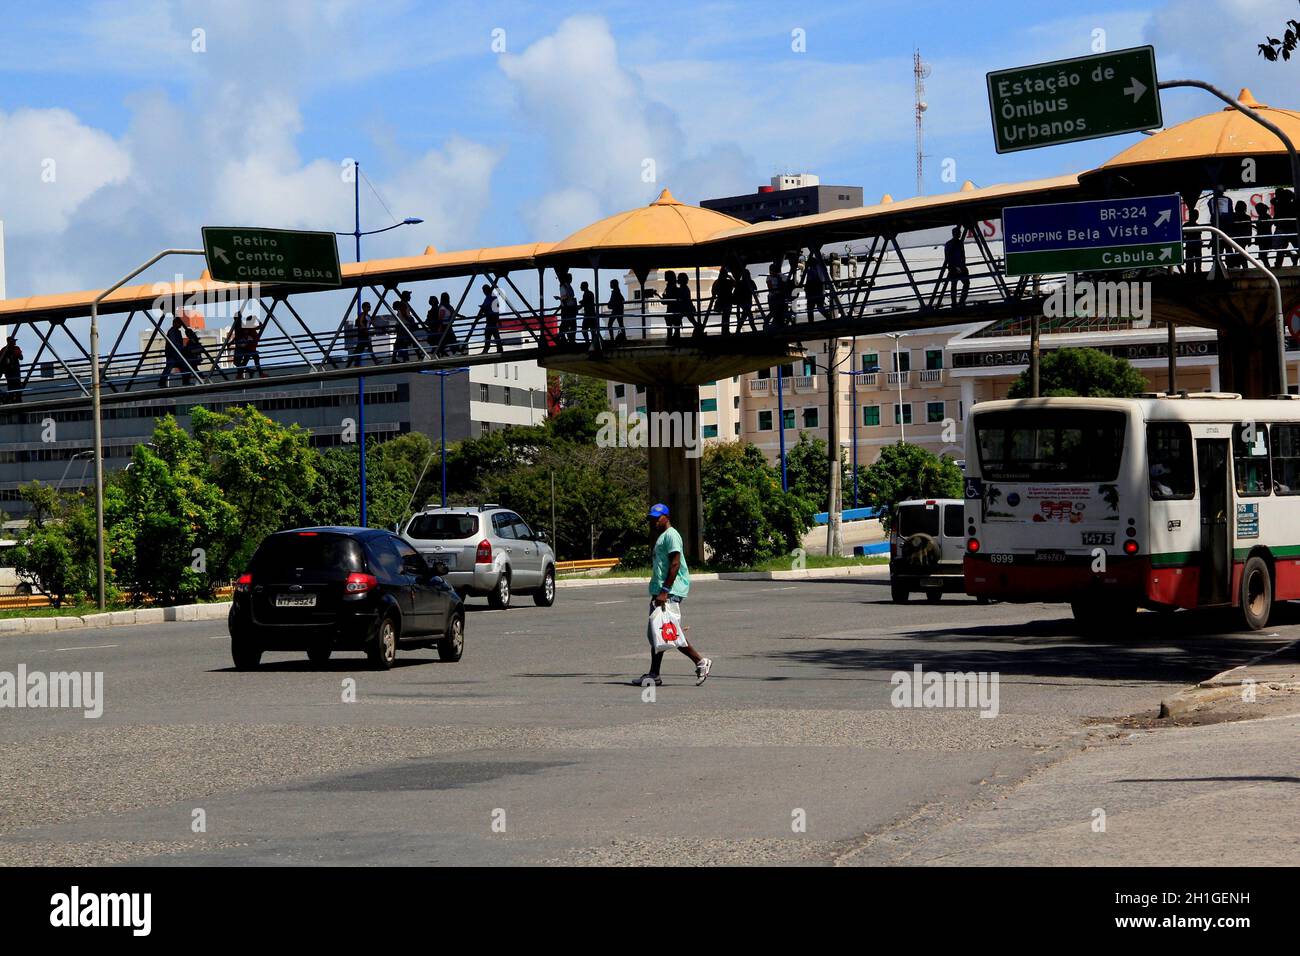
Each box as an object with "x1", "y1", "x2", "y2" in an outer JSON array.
[
  {"x1": 896, "y1": 504, "x2": 940, "y2": 537},
  {"x1": 974, "y1": 409, "x2": 1126, "y2": 482}
]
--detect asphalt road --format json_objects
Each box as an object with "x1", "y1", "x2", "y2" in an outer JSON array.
[{"x1": 0, "y1": 573, "x2": 1294, "y2": 866}]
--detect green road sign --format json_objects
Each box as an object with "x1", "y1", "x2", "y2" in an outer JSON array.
[
  {"x1": 201, "y1": 226, "x2": 342, "y2": 286},
  {"x1": 987, "y1": 46, "x2": 1162, "y2": 153}
]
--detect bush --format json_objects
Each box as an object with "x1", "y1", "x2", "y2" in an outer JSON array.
[
  {"x1": 861, "y1": 443, "x2": 964, "y2": 533},
  {"x1": 701, "y1": 441, "x2": 816, "y2": 567}
]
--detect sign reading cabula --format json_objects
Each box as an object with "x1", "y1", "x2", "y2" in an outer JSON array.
[{"x1": 1002, "y1": 194, "x2": 1184, "y2": 275}]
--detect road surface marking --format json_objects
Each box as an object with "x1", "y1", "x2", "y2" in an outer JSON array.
[
  {"x1": 594, "y1": 600, "x2": 627, "y2": 605},
  {"x1": 51, "y1": 644, "x2": 119, "y2": 652}
]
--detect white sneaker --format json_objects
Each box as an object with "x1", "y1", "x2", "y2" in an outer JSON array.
[{"x1": 695, "y1": 658, "x2": 712, "y2": 685}]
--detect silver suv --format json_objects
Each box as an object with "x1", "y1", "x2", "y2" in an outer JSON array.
[{"x1": 401, "y1": 505, "x2": 556, "y2": 609}]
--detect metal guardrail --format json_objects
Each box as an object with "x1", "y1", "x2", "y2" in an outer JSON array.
[
  {"x1": 0, "y1": 593, "x2": 50, "y2": 610},
  {"x1": 555, "y1": 558, "x2": 621, "y2": 573}
]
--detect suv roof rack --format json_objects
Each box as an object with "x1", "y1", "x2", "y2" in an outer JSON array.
[{"x1": 478, "y1": 502, "x2": 500, "y2": 512}]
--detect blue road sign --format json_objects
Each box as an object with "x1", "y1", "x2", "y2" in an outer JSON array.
[{"x1": 1002, "y1": 194, "x2": 1184, "y2": 275}]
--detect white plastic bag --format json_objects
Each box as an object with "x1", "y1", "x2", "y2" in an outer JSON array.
[{"x1": 648, "y1": 600, "x2": 687, "y2": 652}]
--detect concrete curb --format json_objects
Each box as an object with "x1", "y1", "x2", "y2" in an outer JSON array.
[
  {"x1": 1159, "y1": 639, "x2": 1300, "y2": 718},
  {"x1": 0, "y1": 600, "x2": 231, "y2": 633},
  {"x1": 557, "y1": 562, "x2": 890, "y2": 589}
]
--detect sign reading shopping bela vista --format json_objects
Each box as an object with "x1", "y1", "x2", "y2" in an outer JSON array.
[
  {"x1": 202, "y1": 226, "x2": 342, "y2": 286},
  {"x1": 1002, "y1": 194, "x2": 1184, "y2": 275},
  {"x1": 987, "y1": 46, "x2": 1162, "y2": 152}
]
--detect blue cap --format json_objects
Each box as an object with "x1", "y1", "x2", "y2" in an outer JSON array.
[{"x1": 648, "y1": 503, "x2": 670, "y2": 519}]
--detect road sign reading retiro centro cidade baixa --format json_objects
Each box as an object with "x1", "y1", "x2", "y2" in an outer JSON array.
[
  {"x1": 1002, "y1": 194, "x2": 1184, "y2": 276},
  {"x1": 987, "y1": 46, "x2": 1162, "y2": 152},
  {"x1": 201, "y1": 226, "x2": 342, "y2": 286}
]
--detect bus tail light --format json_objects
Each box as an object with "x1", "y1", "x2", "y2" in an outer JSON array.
[
  {"x1": 476, "y1": 539, "x2": 493, "y2": 564},
  {"x1": 966, "y1": 537, "x2": 981, "y2": 553},
  {"x1": 1123, "y1": 539, "x2": 1139, "y2": 555}
]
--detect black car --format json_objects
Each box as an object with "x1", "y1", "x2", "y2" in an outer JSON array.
[{"x1": 228, "y1": 527, "x2": 464, "y2": 670}]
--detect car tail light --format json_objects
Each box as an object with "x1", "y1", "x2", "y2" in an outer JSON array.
[
  {"x1": 234, "y1": 572, "x2": 252, "y2": 593},
  {"x1": 966, "y1": 537, "x2": 981, "y2": 553},
  {"x1": 476, "y1": 539, "x2": 492, "y2": 563},
  {"x1": 1123, "y1": 539, "x2": 1139, "y2": 555},
  {"x1": 345, "y1": 572, "x2": 378, "y2": 593}
]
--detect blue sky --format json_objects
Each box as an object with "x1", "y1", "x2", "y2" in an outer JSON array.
[{"x1": 0, "y1": 0, "x2": 1296, "y2": 300}]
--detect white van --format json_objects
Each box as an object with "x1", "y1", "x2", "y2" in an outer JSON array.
[{"x1": 888, "y1": 499, "x2": 972, "y2": 604}]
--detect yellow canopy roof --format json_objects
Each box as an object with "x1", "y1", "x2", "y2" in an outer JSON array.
[
  {"x1": 541, "y1": 188, "x2": 746, "y2": 265},
  {"x1": 1099, "y1": 88, "x2": 1300, "y2": 172}
]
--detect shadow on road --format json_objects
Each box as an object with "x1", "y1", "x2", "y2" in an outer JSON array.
[{"x1": 209, "y1": 654, "x2": 447, "y2": 673}]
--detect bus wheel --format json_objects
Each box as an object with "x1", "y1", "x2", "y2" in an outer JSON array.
[{"x1": 1240, "y1": 556, "x2": 1273, "y2": 630}]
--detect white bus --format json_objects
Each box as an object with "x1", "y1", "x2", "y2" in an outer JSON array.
[{"x1": 962, "y1": 394, "x2": 1300, "y2": 630}]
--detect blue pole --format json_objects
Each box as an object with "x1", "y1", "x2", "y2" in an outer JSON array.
[
  {"x1": 439, "y1": 372, "x2": 448, "y2": 508},
  {"x1": 777, "y1": 363, "x2": 787, "y2": 492},
  {"x1": 355, "y1": 159, "x2": 367, "y2": 527}
]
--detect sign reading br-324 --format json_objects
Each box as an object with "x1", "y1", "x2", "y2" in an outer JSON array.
[
  {"x1": 1002, "y1": 194, "x2": 1184, "y2": 276},
  {"x1": 987, "y1": 46, "x2": 1162, "y2": 153},
  {"x1": 201, "y1": 226, "x2": 342, "y2": 286}
]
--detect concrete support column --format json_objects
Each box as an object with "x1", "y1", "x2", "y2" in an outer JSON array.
[
  {"x1": 960, "y1": 377, "x2": 976, "y2": 418},
  {"x1": 1217, "y1": 326, "x2": 1282, "y2": 398},
  {"x1": 646, "y1": 383, "x2": 705, "y2": 561}
]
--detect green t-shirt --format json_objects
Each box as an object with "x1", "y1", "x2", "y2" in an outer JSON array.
[{"x1": 649, "y1": 526, "x2": 690, "y2": 599}]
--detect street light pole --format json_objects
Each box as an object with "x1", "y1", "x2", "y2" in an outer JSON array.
[
  {"x1": 91, "y1": 249, "x2": 205, "y2": 609},
  {"x1": 776, "y1": 362, "x2": 788, "y2": 491},
  {"x1": 890, "y1": 332, "x2": 908, "y2": 443}
]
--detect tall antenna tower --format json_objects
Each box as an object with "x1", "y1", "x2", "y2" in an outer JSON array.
[{"x1": 913, "y1": 48, "x2": 931, "y2": 196}]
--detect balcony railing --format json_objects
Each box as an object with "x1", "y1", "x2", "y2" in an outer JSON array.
[
  {"x1": 887, "y1": 371, "x2": 910, "y2": 386},
  {"x1": 918, "y1": 368, "x2": 943, "y2": 384},
  {"x1": 748, "y1": 378, "x2": 773, "y2": 395},
  {"x1": 792, "y1": 374, "x2": 819, "y2": 393},
  {"x1": 852, "y1": 372, "x2": 878, "y2": 388}
]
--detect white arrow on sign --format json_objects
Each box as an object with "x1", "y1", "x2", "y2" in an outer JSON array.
[
  {"x1": 1159, "y1": 247, "x2": 1172, "y2": 261},
  {"x1": 1123, "y1": 78, "x2": 1147, "y2": 102},
  {"x1": 1154, "y1": 210, "x2": 1171, "y2": 228},
  {"x1": 212, "y1": 247, "x2": 230, "y2": 265}
]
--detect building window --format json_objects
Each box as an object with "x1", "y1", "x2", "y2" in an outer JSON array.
[
  {"x1": 862, "y1": 405, "x2": 880, "y2": 427},
  {"x1": 803, "y1": 407, "x2": 819, "y2": 428},
  {"x1": 926, "y1": 349, "x2": 944, "y2": 370},
  {"x1": 801, "y1": 358, "x2": 816, "y2": 376},
  {"x1": 614, "y1": 384, "x2": 625, "y2": 398},
  {"x1": 702, "y1": 424, "x2": 719, "y2": 439},
  {"x1": 636, "y1": 384, "x2": 646, "y2": 393},
  {"x1": 892, "y1": 350, "x2": 911, "y2": 373},
  {"x1": 636, "y1": 405, "x2": 647, "y2": 415},
  {"x1": 505, "y1": 389, "x2": 512, "y2": 407},
  {"x1": 783, "y1": 409, "x2": 796, "y2": 429},
  {"x1": 733, "y1": 396, "x2": 740, "y2": 409},
  {"x1": 479, "y1": 384, "x2": 490, "y2": 403},
  {"x1": 861, "y1": 352, "x2": 879, "y2": 372},
  {"x1": 894, "y1": 403, "x2": 913, "y2": 425},
  {"x1": 927, "y1": 401, "x2": 945, "y2": 423},
  {"x1": 757, "y1": 368, "x2": 771, "y2": 380},
  {"x1": 733, "y1": 422, "x2": 741, "y2": 435},
  {"x1": 700, "y1": 397, "x2": 718, "y2": 413},
  {"x1": 758, "y1": 410, "x2": 773, "y2": 431}
]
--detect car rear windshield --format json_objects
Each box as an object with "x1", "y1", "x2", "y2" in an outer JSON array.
[
  {"x1": 896, "y1": 504, "x2": 941, "y2": 537},
  {"x1": 974, "y1": 409, "x2": 1126, "y2": 482},
  {"x1": 250, "y1": 533, "x2": 364, "y2": 573},
  {"x1": 406, "y1": 513, "x2": 479, "y2": 540}
]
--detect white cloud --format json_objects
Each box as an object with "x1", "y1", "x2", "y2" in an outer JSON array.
[{"x1": 0, "y1": 108, "x2": 132, "y2": 236}]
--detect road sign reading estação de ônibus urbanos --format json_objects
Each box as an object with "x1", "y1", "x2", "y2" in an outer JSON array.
[
  {"x1": 201, "y1": 226, "x2": 342, "y2": 286},
  {"x1": 1002, "y1": 194, "x2": 1184, "y2": 276},
  {"x1": 986, "y1": 46, "x2": 1162, "y2": 153}
]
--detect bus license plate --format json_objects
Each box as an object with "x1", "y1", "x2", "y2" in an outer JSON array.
[
  {"x1": 1081, "y1": 532, "x2": 1114, "y2": 546},
  {"x1": 1034, "y1": 549, "x2": 1066, "y2": 563},
  {"x1": 275, "y1": 594, "x2": 316, "y2": 608}
]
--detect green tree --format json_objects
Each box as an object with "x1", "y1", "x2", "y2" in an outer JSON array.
[
  {"x1": 550, "y1": 372, "x2": 610, "y2": 442},
  {"x1": 9, "y1": 483, "x2": 101, "y2": 606},
  {"x1": 701, "y1": 441, "x2": 816, "y2": 567},
  {"x1": 1258, "y1": 4, "x2": 1300, "y2": 60},
  {"x1": 1006, "y1": 347, "x2": 1146, "y2": 399},
  {"x1": 861, "y1": 443, "x2": 964, "y2": 533},
  {"x1": 784, "y1": 431, "x2": 869, "y2": 511}
]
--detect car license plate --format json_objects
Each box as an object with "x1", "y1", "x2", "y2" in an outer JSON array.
[
  {"x1": 921, "y1": 577, "x2": 946, "y2": 589},
  {"x1": 431, "y1": 553, "x2": 456, "y2": 569},
  {"x1": 1034, "y1": 549, "x2": 1066, "y2": 563},
  {"x1": 275, "y1": 594, "x2": 316, "y2": 607}
]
